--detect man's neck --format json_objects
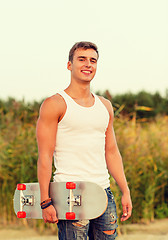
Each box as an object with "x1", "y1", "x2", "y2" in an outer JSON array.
[{"x1": 65, "y1": 83, "x2": 92, "y2": 99}]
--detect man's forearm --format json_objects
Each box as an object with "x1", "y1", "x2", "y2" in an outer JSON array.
[
  {"x1": 37, "y1": 157, "x2": 53, "y2": 202},
  {"x1": 106, "y1": 149, "x2": 130, "y2": 194}
]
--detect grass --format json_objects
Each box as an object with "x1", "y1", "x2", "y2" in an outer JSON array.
[{"x1": 0, "y1": 101, "x2": 168, "y2": 227}]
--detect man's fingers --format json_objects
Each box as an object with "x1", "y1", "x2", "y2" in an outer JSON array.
[
  {"x1": 121, "y1": 192, "x2": 132, "y2": 221},
  {"x1": 52, "y1": 217, "x2": 58, "y2": 223},
  {"x1": 122, "y1": 205, "x2": 127, "y2": 216},
  {"x1": 128, "y1": 207, "x2": 132, "y2": 217},
  {"x1": 51, "y1": 212, "x2": 58, "y2": 223},
  {"x1": 44, "y1": 218, "x2": 58, "y2": 224},
  {"x1": 121, "y1": 205, "x2": 132, "y2": 221},
  {"x1": 42, "y1": 205, "x2": 58, "y2": 224}
]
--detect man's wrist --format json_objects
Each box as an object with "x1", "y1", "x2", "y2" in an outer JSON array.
[
  {"x1": 121, "y1": 187, "x2": 130, "y2": 195},
  {"x1": 40, "y1": 198, "x2": 52, "y2": 206},
  {"x1": 41, "y1": 199, "x2": 53, "y2": 209}
]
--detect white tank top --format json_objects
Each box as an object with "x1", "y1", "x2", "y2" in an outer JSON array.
[{"x1": 53, "y1": 90, "x2": 110, "y2": 189}]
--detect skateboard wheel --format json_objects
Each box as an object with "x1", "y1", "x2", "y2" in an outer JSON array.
[
  {"x1": 66, "y1": 182, "x2": 76, "y2": 189},
  {"x1": 17, "y1": 211, "x2": 26, "y2": 218},
  {"x1": 17, "y1": 184, "x2": 26, "y2": 190},
  {"x1": 66, "y1": 212, "x2": 76, "y2": 220}
]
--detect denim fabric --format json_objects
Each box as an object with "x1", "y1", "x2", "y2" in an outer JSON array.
[{"x1": 57, "y1": 188, "x2": 118, "y2": 240}]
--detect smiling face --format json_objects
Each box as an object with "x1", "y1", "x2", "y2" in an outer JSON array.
[{"x1": 67, "y1": 48, "x2": 98, "y2": 84}]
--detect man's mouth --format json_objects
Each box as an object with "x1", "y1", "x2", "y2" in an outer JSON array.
[{"x1": 81, "y1": 70, "x2": 92, "y2": 74}]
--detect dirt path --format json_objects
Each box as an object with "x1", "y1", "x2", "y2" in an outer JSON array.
[
  {"x1": 0, "y1": 219, "x2": 168, "y2": 240},
  {"x1": 119, "y1": 218, "x2": 168, "y2": 240}
]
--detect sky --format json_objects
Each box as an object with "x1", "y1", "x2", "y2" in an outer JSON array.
[{"x1": 0, "y1": 0, "x2": 167, "y2": 102}]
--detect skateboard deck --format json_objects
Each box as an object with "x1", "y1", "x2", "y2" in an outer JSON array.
[{"x1": 13, "y1": 181, "x2": 108, "y2": 220}]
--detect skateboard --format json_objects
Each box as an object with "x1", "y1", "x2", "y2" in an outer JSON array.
[{"x1": 13, "y1": 181, "x2": 108, "y2": 220}]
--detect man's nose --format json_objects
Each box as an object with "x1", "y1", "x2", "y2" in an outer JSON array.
[{"x1": 85, "y1": 59, "x2": 91, "y2": 67}]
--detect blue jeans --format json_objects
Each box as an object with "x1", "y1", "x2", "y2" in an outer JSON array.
[{"x1": 57, "y1": 187, "x2": 118, "y2": 239}]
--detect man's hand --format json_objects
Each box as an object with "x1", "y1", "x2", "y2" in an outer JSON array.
[
  {"x1": 42, "y1": 205, "x2": 58, "y2": 224},
  {"x1": 120, "y1": 192, "x2": 132, "y2": 222}
]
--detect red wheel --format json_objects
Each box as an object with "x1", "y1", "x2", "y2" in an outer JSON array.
[
  {"x1": 66, "y1": 182, "x2": 76, "y2": 189},
  {"x1": 17, "y1": 184, "x2": 26, "y2": 190},
  {"x1": 17, "y1": 211, "x2": 26, "y2": 218},
  {"x1": 66, "y1": 212, "x2": 76, "y2": 220}
]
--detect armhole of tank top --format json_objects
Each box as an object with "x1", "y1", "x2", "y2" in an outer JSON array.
[
  {"x1": 96, "y1": 95, "x2": 110, "y2": 120},
  {"x1": 57, "y1": 92, "x2": 68, "y2": 124},
  {"x1": 94, "y1": 94, "x2": 104, "y2": 107}
]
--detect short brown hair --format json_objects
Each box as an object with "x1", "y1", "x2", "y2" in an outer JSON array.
[{"x1": 69, "y1": 41, "x2": 99, "y2": 62}]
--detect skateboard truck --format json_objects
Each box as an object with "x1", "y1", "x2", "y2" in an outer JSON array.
[
  {"x1": 22, "y1": 195, "x2": 34, "y2": 206},
  {"x1": 16, "y1": 184, "x2": 34, "y2": 218},
  {"x1": 66, "y1": 182, "x2": 80, "y2": 220},
  {"x1": 67, "y1": 195, "x2": 81, "y2": 206}
]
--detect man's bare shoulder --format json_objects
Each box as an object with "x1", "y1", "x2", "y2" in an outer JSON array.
[
  {"x1": 97, "y1": 95, "x2": 114, "y2": 115},
  {"x1": 39, "y1": 94, "x2": 66, "y2": 120},
  {"x1": 42, "y1": 94, "x2": 65, "y2": 107}
]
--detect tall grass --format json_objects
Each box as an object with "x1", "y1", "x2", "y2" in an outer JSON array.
[
  {"x1": 0, "y1": 109, "x2": 38, "y2": 224},
  {"x1": 0, "y1": 100, "x2": 168, "y2": 226},
  {"x1": 111, "y1": 116, "x2": 168, "y2": 223}
]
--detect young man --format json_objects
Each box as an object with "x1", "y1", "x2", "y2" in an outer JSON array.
[{"x1": 36, "y1": 41, "x2": 132, "y2": 239}]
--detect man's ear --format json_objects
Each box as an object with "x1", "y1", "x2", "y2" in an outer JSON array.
[{"x1": 67, "y1": 61, "x2": 72, "y2": 71}]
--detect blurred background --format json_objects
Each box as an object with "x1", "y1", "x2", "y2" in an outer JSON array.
[{"x1": 0, "y1": 0, "x2": 168, "y2": 239}]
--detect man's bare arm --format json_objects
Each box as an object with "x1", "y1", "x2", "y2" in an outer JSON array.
[
  {"x1": 36, "y1": 95, "x2": 64, "y2": 223},
  {"x1": 100, "y1": 97, "x2": 132, "y2": 221}
]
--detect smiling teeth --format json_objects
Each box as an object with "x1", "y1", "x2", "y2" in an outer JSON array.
[{"x1": 82, "y1": 70, "x2": 91, "y2": 73}]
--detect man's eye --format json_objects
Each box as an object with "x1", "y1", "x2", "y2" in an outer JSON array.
[{"x1": 79, "y1": 59, "x2": 84, "y2": 61}]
